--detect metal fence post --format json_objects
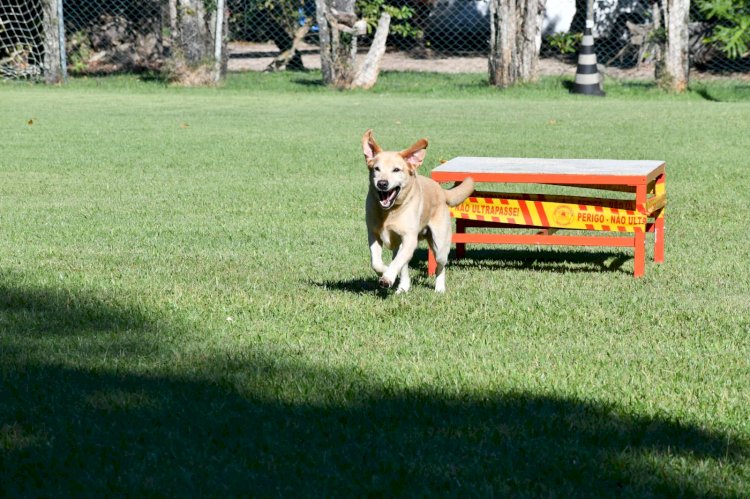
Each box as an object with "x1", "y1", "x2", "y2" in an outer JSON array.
[
  {"x1": 57, "y1": 0, "x2": 67, "y2": 82},
  {"x1": 214, "y1": 0, "x2": 225, "y2": 83}
]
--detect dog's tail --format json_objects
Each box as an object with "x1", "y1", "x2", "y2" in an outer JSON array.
[{"x1": 444, "y1": 177, "x2": 475, "y2": 207}]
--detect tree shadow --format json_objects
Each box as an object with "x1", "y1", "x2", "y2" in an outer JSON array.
[
  {"x1": 1, "y1": 278, "x2": 747, "y2": 496},
  {"x1": 292, "y1": 77, "x2": 326, "y2": 88},
  {"x1": 0, "y1": 272, "x2": 161, "y2": 358},
  {"x1": 695, "y1": 87, "x2": 723, "y2": 102}
]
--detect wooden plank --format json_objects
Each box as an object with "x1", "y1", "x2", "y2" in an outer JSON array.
[
  {"x1": 432, "y1": 171, "x2": 648, "y2": 185},
  {"x1": 433, "y1": 157, "x2": 665, "y2": 177}
]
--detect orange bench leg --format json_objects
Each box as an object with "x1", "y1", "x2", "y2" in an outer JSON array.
[
  {"x1": 634, "y1": 231, "x2": 646, "y2": 277},
  {"x1": 635, "y1": 183, "x2": 647, "y2": 277},
  {"x1": 428, "y1": 248, "x2": 437, "y2": 276},
  {"x1": 455, "y1": 218, "x2": 466, "y2": 260}
]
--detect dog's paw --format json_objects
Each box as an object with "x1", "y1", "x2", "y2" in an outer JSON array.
[{"x1": 378, "y1": 276, "x2": 394, "y2": 288}]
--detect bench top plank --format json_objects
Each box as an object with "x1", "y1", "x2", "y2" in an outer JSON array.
[{"x1": 433, "y1": 157, "x2": 665, "y2": 178}]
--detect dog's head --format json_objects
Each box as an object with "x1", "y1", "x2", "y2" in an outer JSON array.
[{"x1": 362, "y1": 129, "x2": 428, "y2": 210}]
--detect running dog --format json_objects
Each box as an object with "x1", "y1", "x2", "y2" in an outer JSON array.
[{"x1": 362, "y1": 129, "x2": 474, "y2": 293}]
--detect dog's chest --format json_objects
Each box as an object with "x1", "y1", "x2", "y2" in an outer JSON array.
[
  {"x1": 378, "y1": 226, "x2": 400, "y2": 250},
  {"x1": 376, "y1": 221, "x2": 428, "y2": 250}
]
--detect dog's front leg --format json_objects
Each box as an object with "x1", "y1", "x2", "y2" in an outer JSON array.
[
  {"x1": 392, "y1": 248, "x2": 411, "y2": 294},
  {"x1": 369, "y1": 233, "x2": 387, "y2": 275},
  {"x1": 379, "y1": 235, "x2": 417, "y2": 289}
]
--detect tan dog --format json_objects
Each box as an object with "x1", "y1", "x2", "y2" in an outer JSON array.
[{"x1": 362, "y1": 129, "x2": 474, "y2": 293}]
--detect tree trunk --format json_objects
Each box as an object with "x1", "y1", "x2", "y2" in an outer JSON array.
[
  {"x1": 489, "y1": 0, "x2": 546, "y2": 88},
  {"x1": 351, "y1": 13, "x2": 391, "y2": 89},
  {"x1": 42, "y1": 0, "x2": 65, "y2": 84},
  {"x1": 659, "y1": 0, "x2": 690, "y2": 91},
  {"x1": 315, "y1": 0, "x2": 390, "y2": 89},
  {"x1": 168, "y1": 0, "x2": 227, "y2": 85}
]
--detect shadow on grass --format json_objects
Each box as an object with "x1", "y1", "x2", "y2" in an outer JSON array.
[
  {"x1": 695, "y1": 87, "x2": 723, "y2": 102},
  {"x1": 448, "y1": 248, "x2": 632, "y2": 275},
  {"x1": 315, "y1": 247, "x2": 631, "y2": 295},
  {"x1": 406, "y1": 248, "x2": 631, "y2": 275},
  {"x1": 311, "y1": 277, "x2": 390, "y2": 298},
  {"x1": 319, "y1": 247, "x2": 631, "y2": 297},
  {"x1": 0, "y1": 278, "x2": 153, "y2": 338},
  {"x1": 692, "y1": 84, "x2": 750, "y2": 103},
  {"x1": 1, "y1": 278, "x2": 747, "y2": 496},
  {"x1": 292, "y1": 77, "x2": 325, "y2": 88}
]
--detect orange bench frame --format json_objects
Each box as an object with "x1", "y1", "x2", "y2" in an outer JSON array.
[{"x1": 428, "y1": 157, "x2": 666, "y2": 278}]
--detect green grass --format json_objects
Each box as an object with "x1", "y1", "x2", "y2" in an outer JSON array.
[{"x1": 1, "y1": 72, "x2": 749, "y2": 496}]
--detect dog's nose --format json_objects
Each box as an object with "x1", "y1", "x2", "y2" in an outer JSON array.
[{"x1": 376, "y1": 180, "x2": 389, "y2": 190}]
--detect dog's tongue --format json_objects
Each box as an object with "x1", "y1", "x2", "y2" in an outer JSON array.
[{"x1": 380, "y1": 188, "x2": 397, "y2": 206}]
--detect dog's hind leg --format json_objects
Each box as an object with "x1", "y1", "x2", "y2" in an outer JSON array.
[
  {"x1": 430, "y1": 243, "x2": 449, "y2": 293},
  {"x1": 428, "y1": 220, "x2": 451, "y2": 293}
]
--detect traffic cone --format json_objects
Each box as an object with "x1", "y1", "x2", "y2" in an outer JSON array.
[{"x1": 572, "y1": 20, "x2": 605, "y2": 96}]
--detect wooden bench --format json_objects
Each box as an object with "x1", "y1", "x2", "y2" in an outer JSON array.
[{"x1": 429, "y1": 157, "x2": 666, "y2": 277}]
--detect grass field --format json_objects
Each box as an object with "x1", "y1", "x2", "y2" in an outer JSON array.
[{"x1": 1, "y1": 72, "x2": 749, "y2": 496}]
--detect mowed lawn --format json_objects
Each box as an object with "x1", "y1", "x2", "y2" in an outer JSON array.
[{"x1": 1, "y1": 73, "x2": 749, "y2": 496}]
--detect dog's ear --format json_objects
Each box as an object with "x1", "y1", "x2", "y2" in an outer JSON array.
[
  {"x1": 362, "y1": 129, "x2": 382, "y2": 167},
  {"x1": 400, "y1": 138, "x2": 428, "y2": 171}
]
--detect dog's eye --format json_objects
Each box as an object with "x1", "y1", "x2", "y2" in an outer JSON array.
[
  {"x1": 393, "y1": 168, "x2": 401, "y2": 173},
  {"x1": 374, "y1": 167, "x2": 380, "y2": 172}
]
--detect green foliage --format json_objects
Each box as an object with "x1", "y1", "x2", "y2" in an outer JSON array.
[
  {"x1": 261, "y1": 0, "x2": 306, "y2": 36},
  {"x1": 696, "y1": 0, "x2": 750, "y2": 58},
  {"x1": 227, "y1": 0, "x2": 305, "y2": 41},
  {"x1": 357, "y1": 0, "x2": 421, "y2": 39},
  {"x1": 203, "y1": 0, "x2": 217, "y2": 14},
  {"x1": 647, "y1": 26, "x2": 667, "y2": 45},
  {"x1": 546, "y1": 32, "x2": 582, "y2": 55},
  {"x1": 66, "y1": 31, "x2": 93, "y2": 75}
]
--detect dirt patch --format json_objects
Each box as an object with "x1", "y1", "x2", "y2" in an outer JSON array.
[{"x1": 228, "y1": 41, "x2": 748, "y2": 82}]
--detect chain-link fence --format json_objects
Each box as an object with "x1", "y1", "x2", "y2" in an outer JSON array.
[
  {"x1": 0, "y1": 0, "x2": 46, "y2": 79},
  {"x1": 584, "y1": 0, "x2": 749, "y2": 76},
  {"x1": 228, "y1": 0, "x2": 750, "y2": 79},
  {"x1": 62, "y1": 0, "x2": 167, "y2": 75},
  {"x1": 2, "y1": 0, "x2": 749, "y2": 81}
]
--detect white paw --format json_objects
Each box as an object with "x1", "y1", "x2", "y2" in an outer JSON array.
[{"x1": 379, "y1": 276, "x2": 394, "y2": 288}]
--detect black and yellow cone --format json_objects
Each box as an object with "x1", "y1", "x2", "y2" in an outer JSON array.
[{"x1": 572, "y1": 21, "x2": 605, "y2": 96}]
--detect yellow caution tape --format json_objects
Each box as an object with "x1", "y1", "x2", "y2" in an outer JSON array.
[{"x1": 450, "y1": 196, "x2": 650, "y2": 232}]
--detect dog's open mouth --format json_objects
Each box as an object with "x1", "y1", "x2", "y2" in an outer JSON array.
[{"x1": 377, "y1": 186, "x2": 400, "y2": 209}]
